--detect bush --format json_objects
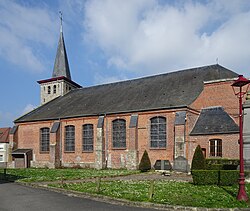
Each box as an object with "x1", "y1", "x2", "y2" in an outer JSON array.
[
  {"x1": 191, "y1": 145, "x2": 206, "y2": 171},
  {"x1": 139, "y1": 150, "x2": 151, "y2": 172},
  {"x1": 205, "y1": 158, "x2": 239, "y2": 171},
  {"x1": 206, "y1": 158, "x2": 239, "y2": 166},
  {"x1": 219, "y1": 170, "x2": 239, "y2": 186},
  {"x1": 192, "y1": 170, "x2": 218, "y2": 185},
  {"x1": 206, "y1": 164, "x2": 223, "y2": 170}
]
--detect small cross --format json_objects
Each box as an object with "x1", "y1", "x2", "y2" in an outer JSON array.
[{"x1": 59, "y1": 11, "x2": 63, "y2": 32}]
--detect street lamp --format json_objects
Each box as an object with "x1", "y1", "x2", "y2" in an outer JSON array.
[{"x1": 232, "y1": 75, "x2": 250, "y2": 202}]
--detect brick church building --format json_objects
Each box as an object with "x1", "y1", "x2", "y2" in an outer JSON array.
[{"x1": 9, "y1": 23, "x2": 242, "y2": 170}]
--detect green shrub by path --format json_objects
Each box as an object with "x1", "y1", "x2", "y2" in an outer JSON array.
[
  {"x1": 219, "y1": 170, "x2": 239, "y2": 186},
  {"x1": 192, "y1": 170, "x2": 218, "y2": 185},
  {"x1": 139, "y1": 150, "x2": 151, "y2": 172},
  {"x1": 0, "y1": 168, "x2": 140, "y2": 182},
  {"x1": 192, "y1": 170, "x2": 250, "y2": 186},
  {"x1": 191, "y1": 145, "x2": 206, "y2": 171},
  {"x1": 50, "y1": 180, "x2": 249, "y2": 208}
]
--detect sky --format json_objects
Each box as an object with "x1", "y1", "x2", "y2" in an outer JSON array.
[{"x1": 0, "y1": 0, "x2": 250, "y2": 128}]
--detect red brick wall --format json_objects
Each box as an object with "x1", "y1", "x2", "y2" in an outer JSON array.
[
  {"x1": 189, "y1": 134, "x2": 239, "y2": 160},
  {"x1": 190, "y1": 80, "x2": 239, "y2": 122},
  {"x1": 15, "y1": 80, "x2": 241, "y2": 169}
]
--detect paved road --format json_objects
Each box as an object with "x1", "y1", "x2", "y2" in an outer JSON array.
[{"x1": 0, "y1": 181, "x2": 157, "y2": 211}]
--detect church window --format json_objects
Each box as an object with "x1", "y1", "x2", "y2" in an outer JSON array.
[
  {"x1": 209, "y1": 139, "x2": 222, "y2": 157},
  {"x1": 53, "y1": 85, "x2": 56, "y2": 94},
  {"x1": 65, "y1": 125, "x2": 75, "y2": 152},
  {"x1": 48, "y1": 86, "x2": 51, "y2": 94},
  {"x1": 112, "y1": 119, "x2": 126, "y2": 148},
  {"x1": 150, "y1": 116, "x2": 167, "y2": 148},
  {"x1": 82, "y1": 124, "x2": 93, "y2": 152},
  {"x1": 40, "y1": 127, "x2": 50, "y2": 152}
]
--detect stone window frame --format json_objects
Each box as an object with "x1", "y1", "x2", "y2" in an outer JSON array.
[
  {"x1": 82, "y1": 124, "x2": 94, "y2": 152},
  {"x1": 40, "y1": 127, "x2": 50, "y2": 153},
  {"x1": 209, "y1": 139, "x2": 222, "y2": 157},
  {"x1": 150, "y1": 116, "x2": 167, "y2": 149},
  {"x1": 112, "y1": 119, "x2": 126, "y2": 149},
  {"x1": 65, "y1": 125, "x2": 75, "y2": 152}
]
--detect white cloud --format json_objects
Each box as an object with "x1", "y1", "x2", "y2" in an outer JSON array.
[
  {"x1": 22, "y1": 104, "x2": 36, "y2": 115},
  {"x1": 0, "y1": 111, "x2": 16, "y2": 127},
  {"x1": 0, "y1": 1, "x2": 57, "y2": 72},
  {"x1": 83, "y1": 0, "x2": 250, "y2": 76},
  {"x1": 94, "y1": 73, "x2": 127, "y2": 85}
]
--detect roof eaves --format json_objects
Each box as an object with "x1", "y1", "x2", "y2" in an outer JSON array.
[{"x1": 15, "y1": 105, "x2": 188, "y2": 123}]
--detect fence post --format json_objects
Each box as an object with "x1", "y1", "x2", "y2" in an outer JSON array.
[
  {"x1": 96, "y1": 177, "x2": 101, "y2": 193},
  {"x1": 148, "y1": 180, "x2": 155, "y2": 200}
]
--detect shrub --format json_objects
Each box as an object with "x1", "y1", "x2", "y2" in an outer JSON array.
[
  {"x1": 139, "y1": 150, "x2": 151, "y2": 172},
  {"x1": 219, "y1": 170, "x2": 239, "y2": 186},
  {"x1": 206, "y1": 158, "x2": 239, "y2": 166},
  {"x1": 206, "y1": 164, "x2": 223, "y2": 170},
  {"x1": 191, "y1": 145, "x2": 206, "y2": 171},
  {"x1": 192, "y1": 170, "x2": 218, "y2": 185}
]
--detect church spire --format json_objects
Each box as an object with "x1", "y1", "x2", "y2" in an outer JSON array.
[{"x1": 52, "y1": 11, "x2": 71, "y2": 80}]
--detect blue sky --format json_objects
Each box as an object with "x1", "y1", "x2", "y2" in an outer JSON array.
[{"x1": 1, "y1": 0, "x2": 250, "y2": 127}]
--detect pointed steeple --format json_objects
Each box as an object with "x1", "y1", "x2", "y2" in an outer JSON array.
[{"x1": 52, "y1": 12, "x2": 71, "y2": 80}]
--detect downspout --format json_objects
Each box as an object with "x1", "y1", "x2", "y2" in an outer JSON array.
[
  {"x1": 104, "y1": 113, "x2": 108, "y2": 168},
  {"x1": 59, "y1": 117, "x2": 62, "y2": 167}
]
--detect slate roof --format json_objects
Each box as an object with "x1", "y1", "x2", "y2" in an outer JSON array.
[
  {"x1": 52, "y1": 31, "x2": 71, "y2": 80},
  {"x1": 0, "y1": 128, "x2": 10, "y2": 143},
  {"x1": 15, "y1": 64, "x2": 238, "y2": 123},
  {"x1": 190, "y1": 107, "x2": 239, "y2": 135}
]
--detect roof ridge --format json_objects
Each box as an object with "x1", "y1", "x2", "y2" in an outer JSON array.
[{"x1": 77, "y1": 64, "x2": 231, "y2": 91}]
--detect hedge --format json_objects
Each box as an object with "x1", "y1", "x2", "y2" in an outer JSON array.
[
  {"x1": 219, "y1": 170, "x2": 239, "y2": 186},
  {"x1": 192, "y1": 170, "x2": 219, "y2": 185},
  {"x1": 192, "y1": 170, "x2": 250, "y2": 186}
]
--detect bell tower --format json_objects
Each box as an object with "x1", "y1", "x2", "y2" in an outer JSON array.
[{"x1": 37, "y1": 12, "x2": 81, "y2": 105}]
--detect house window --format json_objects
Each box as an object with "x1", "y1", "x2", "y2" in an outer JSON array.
[
  {"x1": 112, "y1": 119, "x2": 126, "y2": 148},
  {"x1": 40, "y1": 127, "x2": 50, "y2": 152},
  {"x1": 65, "y1": 125, "x2": 75, "y2": 152},
  {"x1": 48, "y1": 86, "x2": 51, "y2": 94},
  {"x1": 150, "y1": 116, "x2": 167, "y2": 148},
  {"x1": 82, "y1": 124, "x2": 94, "y2": 152},
  {"x1": 209, "y1": 139, "x2": 222, "y2": 157},
  {"x1": 53, "y1": 85, "x2": 56, "y2": 94}
]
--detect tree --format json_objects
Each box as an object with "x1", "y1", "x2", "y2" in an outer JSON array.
[
  {"x1": 191, "y1": 145, "x2": 206, "y2": 171},
  {"x1": 139, "y1": 150, "x2": 151, "y2": 172}
]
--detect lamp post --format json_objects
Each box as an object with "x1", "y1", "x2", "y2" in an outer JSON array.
[{"x1": 232, "y1": 75, "x2": 250, "y2": 202}]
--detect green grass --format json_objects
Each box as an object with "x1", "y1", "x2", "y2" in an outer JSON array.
[
  {"x1": 50, "y1": 180, "x2": 250, "y2": 208},
  {"x1": 0, "y1": 168, "x2": 139, "y2": 182}
]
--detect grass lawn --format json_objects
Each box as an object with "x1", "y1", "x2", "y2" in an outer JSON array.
[
  {"x1": 1, "y1": 168, "x2": 250, "y2": 208},
  {"x1": 50, "y1": 180, "x2": 250, "y2": 209},
  {"x1": 0, "y1": 168, "x2": 139, "y2": 182}
]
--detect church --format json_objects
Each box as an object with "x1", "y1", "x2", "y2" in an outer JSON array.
[{"x1": 8, "y1": 22, "x2": 242, "y2": 170}]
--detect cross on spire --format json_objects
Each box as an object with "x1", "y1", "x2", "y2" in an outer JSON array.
[{"x1": 59, "y1": 11, "x2": 63, "y2": 33}]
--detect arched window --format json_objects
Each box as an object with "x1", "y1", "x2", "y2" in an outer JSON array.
[
  {"x1": 48, "y1": 86, "x2": 51, "y2": 94},
  {"x1": 150, "y1": 116, "x2": 166, "y2": 148},
  {"x1": 82, "y1": 124, "x2": 94, "y2": 152},
  {"x1": 112, "y1": 119, "x2": 126, "y2": 148},
  {"x1": 40, "y1": 127, "x2": 50, "y2": 152},
  {"x1": 53, "y1": 85, "x2": 56, "y2": 94},
  {"x1": 65, "y1": 125, "x2": 75, "y2": 152},
  {"x1": 209, "y1": 139, "x2": 222, "y2": 157}
]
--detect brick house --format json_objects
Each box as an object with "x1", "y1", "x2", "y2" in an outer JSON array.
[{"x1": 9, "y1": 24, "x2": 241, "y2": 170}]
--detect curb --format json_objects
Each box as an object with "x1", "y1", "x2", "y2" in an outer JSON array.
[{"x1": 18, "y1": 181, "x2": 249, "y2": 211}]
